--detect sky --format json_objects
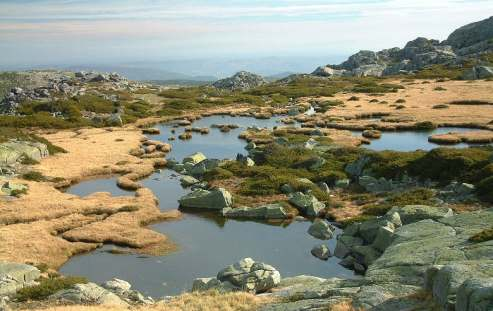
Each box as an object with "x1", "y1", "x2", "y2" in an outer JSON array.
[{"x1": 1, "y1": 0, "x2": 493, "y2": 76}]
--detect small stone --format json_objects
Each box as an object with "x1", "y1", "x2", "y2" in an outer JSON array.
[{"x1": 311, "y1": 245, "x2": 331, "y2": 260}]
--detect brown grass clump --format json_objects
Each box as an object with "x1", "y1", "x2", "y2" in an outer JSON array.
[
  {"x1": 329, "y1": 301, "x2": 363, "y2": 311},
  {"x1": 303, "y1": 80, "x2": 493, "y2": 129},
  {"x1": 21, "y1": 291, "x2": 268, "y2": 311},
  {"x1": 0, "y1": 127, "x2": 181, "y2": 269},
  {"x1": 428, "y1": 131, "x2": 493, "y2": 145}
]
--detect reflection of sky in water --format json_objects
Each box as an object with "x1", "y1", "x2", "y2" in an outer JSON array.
[
  {"x1": 353, "y1": 127, "x2": 483, "y2": 152},
  {"x1": 63, "y1": 116, "x2": 487, "y2": 297},
  {"x1": 62, "y1": 115, "x2": 353, "y2": 297}
]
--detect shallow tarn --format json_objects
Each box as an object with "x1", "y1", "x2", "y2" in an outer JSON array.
[{"x1": 60, "y1": 115, "x2": 488, "y2": 297}]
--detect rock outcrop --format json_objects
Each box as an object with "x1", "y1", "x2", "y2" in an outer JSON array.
[
  {"x1": 263, "y1": 208, "x2": 493, "y2": 310},
  {"x1": 213, "y1": 71, "x2": 267, "y2": 91},
  {"x1": 0, "y1": 262, "x2": 40, "y2": 297},
  {"x1": 312, "y1": 16, "x2": 493, "y2": 77},
  {"x1": 193, "y1": 258, "x2": 281, "y2": 294},
  {"x1": 51, "y1": 283, "x2": 129, "y2": 307}
]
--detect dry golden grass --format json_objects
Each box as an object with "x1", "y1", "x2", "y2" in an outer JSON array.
[
  {"x1": 329, "y1": 301, "x2": 363, "y2": 311},
  {"x1": 0, "y1": 127, "x2": 181, "y2": 269},
  {"x1": 22, "y1": 291, "x2": 267, "y2": 311},
  {"x1": 304, "y1": 79, "x2": 493, "y2": 129},
  {"x1": 428, "y1": 130, "x2": 493, "y2": 144}
]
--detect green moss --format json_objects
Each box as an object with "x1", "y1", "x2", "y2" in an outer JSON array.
[
  {"x1": 339, "y1": 215, "x2": 376, "y2": 227},
  {"x1": 366, "y1": 150, "x2": 425, "y2": 179},
  {"x1": 21, "y1": 171, "x2": 47, "y2": 182},
  {"x1": 203, "y1": 167, "x2": 234, "y2": 181},
  {"x1": 408, "y1": 148, "x2": 491, "y2": 183},
  {"x1": 413, "y1": 64, "x2": 466, "y2": 80},
  {"x1": 363, "y1": 188, "x2": 435, "y2": 216},
  {"x1": 15, "y1": 276, "x2": 88, "y2": 302}
]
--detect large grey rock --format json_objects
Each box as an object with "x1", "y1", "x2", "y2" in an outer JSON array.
[
  {"x1": 213, "y1": 71, "x2": 266, "y2": 91},
  {"x1": 371, "y1": 225, "x2": 395, "y2": 252},
  {"x1": 425, "y1": 261, "x2": 493, "y2": 310},
  {"x1": 102, "y1": 278, "x2": 153, "y2": 304},
  {"x1": 222, "y1": 204, "x2": 289, "y2": 219},
  {"x1": 387, "y1": 205, "x2": 453, "y2": 225},
  {"x1": 288, "y1": 192, "x2": 325, "y2": 217},
  {"x1": 445, "y1": 16, "x2": 493, "y2": 50},
  {"x1": 456, "y1": 278, "x2": 493, "y2": 311},
  {"x1": 307, "y1": 220, "x2": 334, "y2": 240},
  {"x1": 0, "y1": 262, "x2": 40, "y2": 297},
  {"x1": 2, "y1": 141, "x2": 48, "y2": 162},
  {"x1": 51, "y1": 282, "x2": 128, "y2": 306},
  {"x1": 311, "y1": 66, "x2": 347, "y2": 77},
  {"x1": 217, "y1": 258, "x2": 281, "y2": 293},
  {"x1": 178, "y1": 188, "x2": 232, "y2": 209},
  {"x1": 462, "y1": 66, "x2": 493, "y2": 80},
  {"x1": 334, "y1": 235, "x2": 364, "y2": 259}
]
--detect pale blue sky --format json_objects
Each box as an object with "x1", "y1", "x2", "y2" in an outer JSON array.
[{"x1": 1, "y1": 0, "x2": 492, "y2": 74}]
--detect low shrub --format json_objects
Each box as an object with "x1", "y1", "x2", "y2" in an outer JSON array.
[
  {"x1": 433, "y1": 104, "x2": 449, "y2": 109},
  {"x1": 434, "y1": 86, "x2": 447, "y2": 91},
  {"x1": 363, "y1": 188, "x2": 435, "y2": 216},
  {"x1": 15, "y1": 276, "x2": 88, "y2": 302},
  {"x1": 448, "y1": 100, "x2": 493, "y2": 106},
  {"x1": 21, "y1": 171, "x2": 47, "y2": 181}
]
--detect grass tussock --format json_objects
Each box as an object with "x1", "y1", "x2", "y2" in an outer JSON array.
[
  {"x1": 448, "y1": 100, "x2": 493, "y2": 106},
  {"x1": 21, "y1": 290, "x2": 267, "y2": 311},
  {"x1": 362, "y1": 188, "x2": 435, "y2": 216}
]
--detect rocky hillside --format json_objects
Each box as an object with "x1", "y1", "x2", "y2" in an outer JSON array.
[
  {"x1": 313, "y1": 16, "x2": 493, "y2": 77},
  {"x1": 213, "y1": 71, "x2": 267, "y2": 91}
]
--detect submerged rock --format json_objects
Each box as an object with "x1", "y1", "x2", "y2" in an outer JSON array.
[{"x1": 178, "y1": 188, "x2": 232, "y2": 209}]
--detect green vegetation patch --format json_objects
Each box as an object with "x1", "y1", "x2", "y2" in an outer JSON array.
[
  {"x1": 15, "y1": 276, "x2": 88, "y2": 302},
  {"x1": 362, "y1": 188, "x2": 435, "y2": 216}
]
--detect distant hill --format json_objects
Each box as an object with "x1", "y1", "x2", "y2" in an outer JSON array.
[
  {"x1": 65, "y1": 65, "x2": 217, "y2": 82},
  {"x1": 265, "y1": 72, "x2": 298, "y2": 81}
]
